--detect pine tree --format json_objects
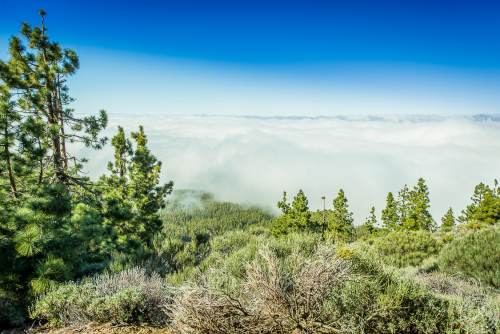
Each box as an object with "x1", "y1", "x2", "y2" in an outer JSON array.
[
  {"x1": 469, "y1": 190, "x2": 500, "y2": 225},
  {"x1": 272, "y1": 189, "x2": 316, "y2": 235},
  {"x1": 290, "y1": 189, "x2": 312, "y2": 229},
  {"x1": 397, "y1": 184, "x2": 410, "y2": 225},
  {"x1": 0, "y1": 10, "x2": 107, "y2": 185},
  {"x1": 363, "y1": 206, "x2": 377, "y2": 234},
  {"x1": 277, "y1": 191, "x2": 291, "y2": 215},
  {"x1": 12, "y1": 183, "x2": 74, "y2": 296},
  {"x1": 0, "y1": 10, "x2": 180, "y2": 324},
  {"x1": 109, "y1": 126, "x2": 132, "y2": 179},
  {"x1": 129, "y1": 126, "x2": 173, "y2": 241},
  {"x1": 381, "y1": 192, "x2": 398, "y2": 230},
  {"x1": 328, "y1": 189, "x2": 354, "y2": 240},
  {"x1": 0, "y1": 11, "x2": 110, "y2": 317},
  {"x1": 440, "y1": 207, "x2": 455, "y2": 232},
  {"x1": 99, "y1": 126, "x2": 173, "y2": 251},
  {"x1": 403, "y1": 178, "x2": 435, "y2": 231},
  {"x1": 459, "y1": 181, "x2": 500, "y2": 225}
]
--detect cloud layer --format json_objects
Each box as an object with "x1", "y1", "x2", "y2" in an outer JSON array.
[{"x1": 80, "y1": 114, "x2": 500, "y2": 224}]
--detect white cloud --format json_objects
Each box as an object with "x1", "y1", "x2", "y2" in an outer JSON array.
[{"x1": 79, "y1": 114, "x2": 500, "y2": 224}]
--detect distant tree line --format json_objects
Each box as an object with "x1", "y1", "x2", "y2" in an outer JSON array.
[{"x1": 272, "y1": 177, "x2": 500, "y2": 239}]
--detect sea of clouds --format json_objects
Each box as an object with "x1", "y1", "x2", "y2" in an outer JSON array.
[{"x1": 79, "y1": 114, "x2": 500, "y2": 224}]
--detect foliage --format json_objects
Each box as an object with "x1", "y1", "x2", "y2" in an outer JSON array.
[
  {"x1": 440, "y1": 207, "x2": 455, "y2": 232},
  {"x1": 381, "y1": 192, "x2": 398, "y2": 230},
  {"x1": 402, "y1": 178, "x2": 435, "y2": 231},
  {"x1": 148, "y1": 190, "x2": 272, "y2": 278},
  {"x1": 271, "y1": 190, "x2": 320, "y2": 235},
  {"x1": 363, "y1": 206, "x2": 377, "y2": 232},
  {"x1": 326, "y1": 189, "x2": 354, "y2": 240},
  {"x1": 437, "y1": 227, "x2": 500, "y2": 287},
  {"x1": 408, "y1": 271, "x2": 499, "y2": 333},
  {"x1": 30, "y1": 268, "x2": 172, "y2": 327},
  {"x1": 98, "y1": 126, "x2": 173, "y2": 254},
  {"x1": 0, "y1": 9, "x2": 107, "y2": 186},
  {"x1": 0, "y1": 289, "x2": 24, "y2": 328},
  {"x1": 170, "y1": 244, "x2": 478, "y2": 334},
  {"x1": 0, "y1": 11, "x2": 172, "y2": 326},
  {"x1": 1, "y1": 9, "x2": 499, "y2": 332},
  {"x1": 382, "y1": 179, "x2": 437, "y2": 231},
  {"x1": 372, "y1": 230, "x2": 442, "y2": 267},
  {"x1": 459, "y1": 181, "x2": 500, "y2": 225}
]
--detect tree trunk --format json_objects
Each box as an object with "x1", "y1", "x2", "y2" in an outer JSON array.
[
  {"x1": 56, "y1": 79, "x2": 68, "y2": 170},
  {"x1": 37, "y1": 137, "x2": 44, "y2": 185},
  {"x1": 41, "y1": 17, "x2": 65, "y2": 183},
  {"x1": 3, "y1": 127, "x2": 17, "y2": 197},
  {"x1": 47, "y1": 92, "x2": 65, "y2": 183}
]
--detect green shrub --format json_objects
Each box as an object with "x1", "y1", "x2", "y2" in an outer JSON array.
[
  {"x1": 437, "y1": 227, "x2": 500, "y2": 287},
  {"x1": 87, "y1": 288, "x2": 146, "y2": 324},
  {"x1": 30, "y1": 268, "x2": 172, "y2": 327},
  {"x1": 372, "y1": 230, "x2": 442, "y2": 267},
  {"x1": 171, "y1": 245, "x2": 469, "y2": 334},
  {"x1": 168, "y1": 230, "x2": 321, "y2": 285},
  {"x1": 408, "y1": 271, "x2": 499, "y2": 332}
]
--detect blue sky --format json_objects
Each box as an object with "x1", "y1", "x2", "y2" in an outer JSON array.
[{"x1": 1, "y1": 0, "x2": 500, "y2": 115}]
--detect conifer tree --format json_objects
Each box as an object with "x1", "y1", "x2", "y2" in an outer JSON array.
[
  {"x1": 129, "y1": 126, "x2": 173, "y2": 242},
  {"x1": 441, "y1": 207, "x2": 455, "y2": 232},
  {"x1": 272, "y1": 189, "x2": 316, "y2": 235},
  {"x1": 397, "y1": 184, "x2": 410, "y2": 225},
  {"x1": 109, "y1": 126, "x2": 132, "y2": 179},
  {"x1": 0, "y1": 10, "x2": 180, "y2": 324},
  {"x1": 0, "y1": 10, "x2": 107, "y2": 185},
  {"x1": 99, "y1": 126, "x2": 173, "y2": 250},
  {"x1": 381, "y1": 192, "x2": 398, "y2": 230},
  {"x1": 363, "y1": 206, "x2": 377, "y2": 234},
  {"x1": 328, "y1": 189, "x2": 354, "y2": 240},
  {"x1": 0, "y1": 11, "x2": 109, "y2": 317},
  {"x1": 404, "y1": 178, "x2": 435, "y2": 230},
  {"x1": 289, "y1": 189, "x2": 312, "y2": 229},
  {"x1": 459, "y1": 181, "x2": 500, "y2": 225},
  {"x1": 277, "y1": 191, "x2": 291, "y2": 215}
]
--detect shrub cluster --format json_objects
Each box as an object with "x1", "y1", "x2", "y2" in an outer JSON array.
[
  {"x1": 371, "y1": 230, "x2": 442, "y2": 267},
  {"x1": 29, "y1": 238, "x2": 500, "y2": 333},
  {"x1": 437, "y1": 227, "x2": 500, "y2": 287},
  {"x1": 30, "y1": 268, "x2": 172, "y2": 327},
  {"x1": 410, "y1": 271, "x2": 499, "y2": 333},
  {"x1": 170, "y1": 245, "x2": 471, "y2": 334}
]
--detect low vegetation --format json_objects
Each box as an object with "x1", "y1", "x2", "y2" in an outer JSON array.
[
  {"x1": 30, "y1": 268, "x2": 172, "y2": 328},
  {"x1": 371, "y1": 230, "x2": 442, "y2": 267},
  {"x1": 29, "y1": 189, "x2": 500, "y2": 333},
  {"x1": 437, "y1": 227, "x2": 500, "y2": 287}
]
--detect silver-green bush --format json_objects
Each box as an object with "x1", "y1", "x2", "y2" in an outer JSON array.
[
  {"x1": 30, "y1": 267, "x2": 172, "y2": 327},
  {"x1": 171, "y1": 245, "x2": 471, "y2": 334}
]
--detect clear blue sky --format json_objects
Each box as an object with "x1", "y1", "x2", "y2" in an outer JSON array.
[{"x1": 1, "y1": 0, "x2": 500, "y2": 115}]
